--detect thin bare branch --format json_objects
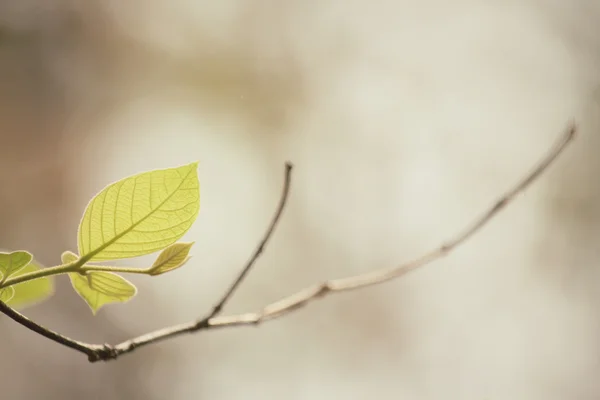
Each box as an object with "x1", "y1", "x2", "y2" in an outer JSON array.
[
  {"x1": 198, "y1": 122, "x2": 579, "y2": 328},
  {"x1": 0, "y1": 300, "x2": 105, "y2": 359},
  {"x1": 206, "y1": 162, "x2": 294, "y2": 318},
  {"x1": 0, "y1": 123, "x2": 576, "y2": 363}
]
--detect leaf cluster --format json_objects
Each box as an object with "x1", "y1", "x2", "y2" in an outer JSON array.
[{"x1": 0, "y1": 163, "x2": 199, "y2": 314}]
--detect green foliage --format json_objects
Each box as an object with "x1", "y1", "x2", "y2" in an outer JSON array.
[
  {"x1": 6, "y1": 260, "x2": 54, "y2": 309},
  {"x1": 147, "y1": 242, "x2": 193, "y2": 276},
  {"x1": 0, "y1": 162, "x2": 201, "y2": 314},
  {"x1": 77, "y1": 162, "x2": 199, "y2": 261},
  {"x1": 0, "y1": 251, "x2": 33, "y2": 281},
  {"x1": 62, "y1": 251, "x2": 137, "y2": 314},
  {"x1": 0, "y1": 252, "x2": 54, "y2": 309}
]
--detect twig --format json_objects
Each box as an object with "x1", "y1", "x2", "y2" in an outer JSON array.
[
  {"x1": 0, "y1": 300, "x2": 107, "y2": 359},
  {"x1": 0, "y1": 161, "x2": 295, "y2": 362},
  {"x1": 205, "y1": 162, "x2": 294, "y2": 319},
  {"x1": 0, "y1": 123, "x2": 576, "y2": 362},
  {"x1": 205, "y1": 123, "x2": 577, "y2": 323}
]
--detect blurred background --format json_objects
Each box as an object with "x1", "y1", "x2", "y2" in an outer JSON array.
[{"x1": 0, "y1": 0, "x2": 600, "y2": 399}]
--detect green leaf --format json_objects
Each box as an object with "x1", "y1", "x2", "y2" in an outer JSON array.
[
  {"x1": 63, "y1": 251, "x2": 137, "y2": 314},
  {"x1": 0, "y1": 251, "x2": 54, "y2": 309},
  {"x1": 148, "y1": 242, "x2": 193, "y2": 276},
  {"x1": 6, "y1": 260, "x2": 55, "y2": 309},
  {"x1": 0, "y1": 251, "x2": 33, "y2": 281},
  {"x1": 77, "y1": 162, "x2": 200, "y2": 261},
  {"x1": 0, "y1": 287, "x2": 14, "y2": 303},
  {"x1": 69, "y1": 272, "x2": 137, "y2": 314}
]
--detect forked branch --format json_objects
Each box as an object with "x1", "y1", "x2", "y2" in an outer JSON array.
[{"x1": 0, "y1": 124, "x2": 577, "y2": 362}]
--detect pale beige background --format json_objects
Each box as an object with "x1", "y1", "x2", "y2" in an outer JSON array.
[{"x1": 0, "y1": 1, "x2": 600, "y2": 399}]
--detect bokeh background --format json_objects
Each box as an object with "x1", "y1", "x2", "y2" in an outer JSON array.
[{"x1": 1, "y1": 1, "x2": 600, "y2": 399}]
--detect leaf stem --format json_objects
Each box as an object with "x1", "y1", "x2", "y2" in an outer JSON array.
[
  {"x1": 0, "y1": 261, "x2": 153, "y2": 289},
  {"x1": 0, "y1": 258, "x2": 155, "y2": 290},
  {"x1": 0, "y1": 260, "x2": 82, "y2": 288},
  {"x1": 81, "y1": 265, "x2": 150, "y2": 275}
]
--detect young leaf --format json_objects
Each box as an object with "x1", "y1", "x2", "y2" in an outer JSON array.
[
  {"x1": 0, "y1": 251, "x2": 33, "y2": 282},
  {"x1": 0, "y1": 249, "x2": 54, "y2": 309},
  {"x1": 0, "y1": 286, "x2": 15, "y2": 303},
  {"x1": 77, "y1": 162, "x2": 200, "y2": 261},
  {"x1": 147, "y1": 242, "x2": 193, "y2": 276},
  {"x1": 69, "y1": 272, "x2": 137, "y2": 314},
  {"x1": 62, "y1": 251, "x2": 137, "y2": 314},
  {"x1": 6, "y1": 260, "x2": 55, "y2": 309}
]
